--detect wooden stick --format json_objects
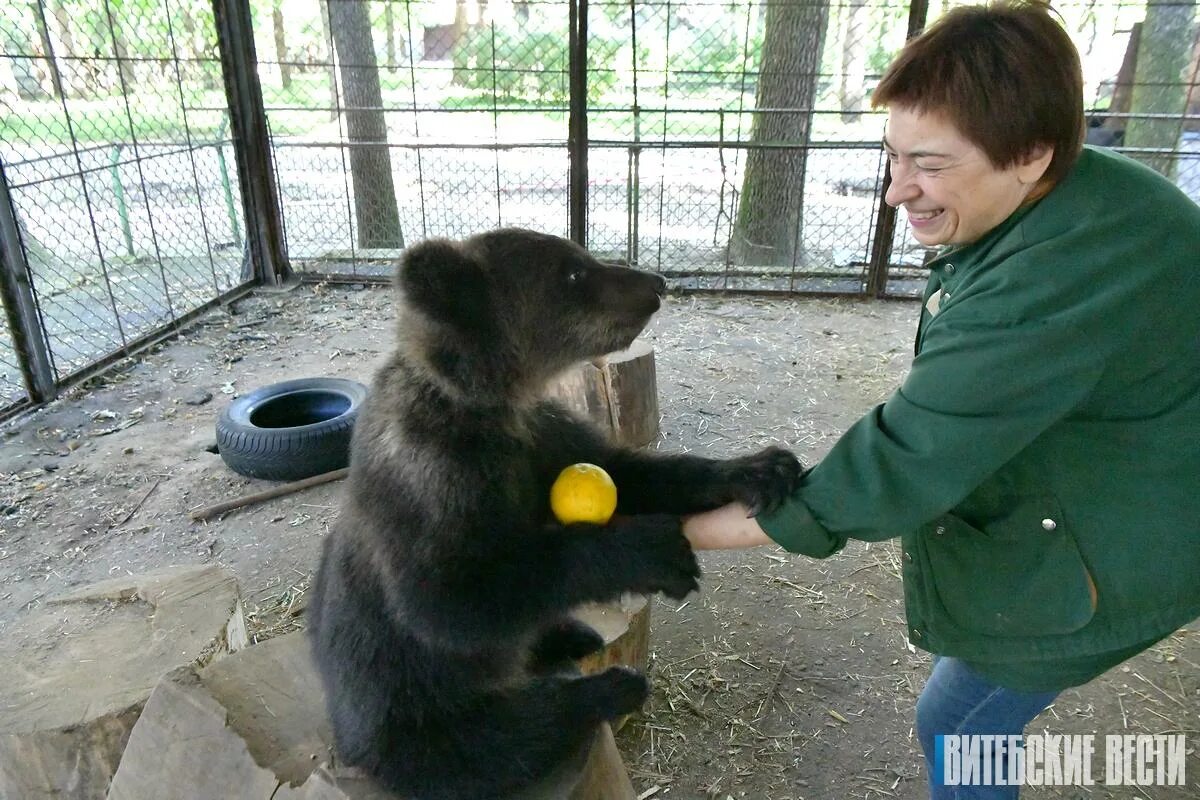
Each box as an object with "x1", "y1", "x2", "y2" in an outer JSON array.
[
  {"x1": 189, "y1": 467, "x2": 349, "y2": 521},
  {"x1": 112, "y1": 479, "x2": 161, "y2": 528}
]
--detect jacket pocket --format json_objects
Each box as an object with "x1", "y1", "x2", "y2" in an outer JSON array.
[{"x1": 921, "y1": 498, "x2": 1096, "y2": 638}]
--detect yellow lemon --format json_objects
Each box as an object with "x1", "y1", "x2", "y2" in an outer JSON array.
[{"x1": 550, "y1": 463, "x2": 618, "y2": 525}]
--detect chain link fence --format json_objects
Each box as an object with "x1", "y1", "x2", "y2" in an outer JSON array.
[
  {"x1": 586, "y1": 0, "x2": 901, "y2": 292},
  {"x1": 3, "y1": 0, "x2": 1198, "y2": 415},
  {"x1": 0, "y1": 0, "x2": 247, "y2": 414},
  {"x1": 890, "y1": 0, "x2": 1200, "y2": 276},
  {"x1": 253, "y1": 0, "x2": 1198, "y2": 290},
  {"x1": 249, "y1": 0, "x2": 575, "y2": 277}
]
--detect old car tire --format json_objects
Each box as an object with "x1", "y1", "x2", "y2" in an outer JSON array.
[{"x1": 215, "y1": 377, "x2": 368, "y2": 481}]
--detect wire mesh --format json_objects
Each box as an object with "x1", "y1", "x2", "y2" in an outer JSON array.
[
  {"x1": 2, "y1": 0, "x2": 1198, "y2": 412},
  {"x1": 259, "y1": 0, "x2": 1196, "y2": 293},
  {"x1": 882, "y1": 1, "x2": 1200, "y2": 280},
  {"x1": 0, "y1": 0, "x2": 246, "y2": 412},
  {"x1": 584, "y1": 0, "x2": 901, "y2": 292},
  {"x1": 0, "y1": 310, "x2": 24, "y2": 410},
  {"x1": 255, "y1": 0, "x2": 573, "y2": 277}
]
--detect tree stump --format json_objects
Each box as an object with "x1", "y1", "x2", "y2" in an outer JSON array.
[
  {"x1": 0, "y1": 565, "x2": 247, "y2": 800},
  {"x1": 545, "y1": 340, "x2": 660, "y2": 449},
  {"x1": 572, "y1": 596, "x2": 650, "y2": 680},
  {"x1": 545, "y1": 340, "x2": 659, "y2": 690},
  {"x1": 544, "y1": 341, "x2": 661, "y2": 799},
  {"x1": 566, "y1": 724, "x2": 637, "y2": 800},
  {"x1": 110, "y1": 631, "x2": 634, "y2": 800}
]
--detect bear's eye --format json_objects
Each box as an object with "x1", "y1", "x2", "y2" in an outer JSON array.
[{"x1": 566, "y1": 268, "x2": 584, "y2": 284}]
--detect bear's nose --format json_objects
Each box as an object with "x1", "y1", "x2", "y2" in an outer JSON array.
[{"x1": 651, "y1": 274, "x2": 667, "y2": 297}]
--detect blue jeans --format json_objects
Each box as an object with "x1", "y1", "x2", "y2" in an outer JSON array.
[{"x1": 916, "y1": 657, "x2": 1060, "y2": 800}]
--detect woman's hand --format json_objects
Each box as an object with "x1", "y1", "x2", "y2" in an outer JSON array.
[{"x1": 682, "y1": 502, "x2": 774, "y2": 550}]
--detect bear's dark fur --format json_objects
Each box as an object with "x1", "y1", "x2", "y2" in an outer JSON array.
[{"x1": 307, "y1": 229, "x2": 802, "y2": 799}]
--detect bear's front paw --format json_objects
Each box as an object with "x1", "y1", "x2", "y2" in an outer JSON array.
[
  {"x1": 638, "y1": 527, "x2": 700, "y2": 600},
  {"x1": 724, "y1": 446, "x2": 805, "y2": 516},
  {"x1": 594, "y1": 666, "x2": 650, "y2": 718},
  {"x1": 531, "y1": 619, "x2": 606, "y2": 670}
]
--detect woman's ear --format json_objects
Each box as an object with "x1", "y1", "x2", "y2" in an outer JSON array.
[{"x1": 1017, "y1": 144, "x2": 1055, "y2": 185}]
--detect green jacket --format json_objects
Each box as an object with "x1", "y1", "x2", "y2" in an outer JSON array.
[{"x1": 758, "y1": 147, "x2": 1200, "y2": 689}]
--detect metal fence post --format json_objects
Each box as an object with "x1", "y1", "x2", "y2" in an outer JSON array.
[
  {"x1": 211, "y1": 0, "x2": 289, "y2": 285},
  {"x1": 568, "y1": 0, "x2": 589, "y2": 247},
  {"x1": 216, "y1": 115, "x2": 244, "y2": 249},
  {"x1": 0, "y1": 162, "x2": 56, "y2": 403},
  {"x1": 109, "y1": 145, "x2": 136, "y2": 259},
  {"x1": 865, "y1": 0, "x2": 929, "y2": 298}
]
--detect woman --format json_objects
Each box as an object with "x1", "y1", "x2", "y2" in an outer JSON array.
[{"x1": 684, "y1": 2, "x2": 1200, "y2": 797}]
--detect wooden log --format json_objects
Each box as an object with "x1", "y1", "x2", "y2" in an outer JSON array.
[
  {"x1": 548, "y1": 341, "x2": 658, "y2": 725},
  {"x1": 544, "y1": 342, "x2": 660, "y2": 790},
  {"x1": 572, "y1": 596, "x2": 650, "y2": 679},
  {"x1": 572, "y1": 597, "x2": 650, "y2": 738},
  {"x1": 545, "y1": 340, "x2": 659, "y2": 448},
  {"x1": 0, "y1": 566, "x2": 247, "y2": 800},
  {"x1": 567, "y1": 724, "x2": 636, "y2": 800}
]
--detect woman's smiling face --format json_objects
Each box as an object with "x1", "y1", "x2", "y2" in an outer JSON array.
[{"x1": 883, "y1": 105, "x2": 1054, "y2": 247}]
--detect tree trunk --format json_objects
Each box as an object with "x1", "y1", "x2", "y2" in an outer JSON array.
[
  {"x1": 273, "y1": 0, "x2": 292, "y2": 89},
  {"x1": 1185, "y1": 26, "x2": 1200, "y2": 133},
  {"x1": 454, "y1": 0, "x2": 470, "y2": 37},
  {"x1": 384, "y1": 0, "x2": 396, "y2": 66},
  {"x1": 1124, "y1": 0, "x2": 1196, "y2": 178},
  {"x1": 5, "y1": 17, "x2": 47, "y2": 99},
  {"x1": 731, "y1": 0, "x2": 829, "y2": 267},
  {"x1": 1104, "y1": 22, "x2": 1141, "y2": 132},
  {"x1": 176, "y1": 8, "x2": 212, "y2": 89},
  {"x1": 328, "y1": 0, "x2": 405, "y2": 249},
  {"x1": 838, "y1": 0, "x2": 868, "y2": 123},
  {"x1": 36, "y1": 1, "x2": 64, "y2": 98},
  {"x1": 320, "y1": 0, "x2": 338, "y2": 119},
  {"x1": 51, "y1": 0, "x2": 99, "y2": 97},
  {"x1": 111, "y1": 25, "x2": 137, "y2": 95}
]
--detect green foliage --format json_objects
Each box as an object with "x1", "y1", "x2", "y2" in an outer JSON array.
[
  {"x1": 0, "y1": 97, "x2": 227, "y2": 145},
  {"x1": 450, "y1": 24, "x2": 623, "y2": 103},
  {"x1": 677, "y1": 29, "x2": 737, "y2": 74},
  {"x1": 867, "y1": 5, "x2": 908, "y2": 76}
]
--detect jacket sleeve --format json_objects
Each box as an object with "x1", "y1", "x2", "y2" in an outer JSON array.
[{"x1": 756, "y1": 309, "x2": 1106, "y2": 557}]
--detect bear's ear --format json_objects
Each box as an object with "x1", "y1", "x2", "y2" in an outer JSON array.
[{"x1": 397, "y1": 238, "x2": 488, "y2": 327}]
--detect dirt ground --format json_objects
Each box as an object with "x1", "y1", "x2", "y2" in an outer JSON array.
[{"x1": 1, "y1": 284, "x2": 1196, "y2": 799}]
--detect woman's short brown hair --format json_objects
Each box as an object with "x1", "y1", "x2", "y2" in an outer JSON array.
[{"x1": 872, "y1": 0, "x2": 1085, "y2": 185}]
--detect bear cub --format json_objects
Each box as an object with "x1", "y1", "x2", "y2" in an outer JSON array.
[{"x1": 307, "y1": 228, "x2": 802, "y2": 799}]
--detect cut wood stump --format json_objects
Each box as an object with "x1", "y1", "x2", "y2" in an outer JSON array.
[
  {"x1": 573, "y1": 595, "x2": 650, "y2": 679},
  {"x1": 107, "y1": 630, "x2": 331, "y2": 800},
  {"x1": 545, "y1": 340, "x2": 660, "y2": 449},
  {"x1": 547, "y1": 341, "x2": 658, "y2": 732},
  {"x1": 108, "y1": 630, "x2": 633, "y2": 800},
  {"x1": 567, "y1": 723, "x2": 637, "y2": 800},
  {"x1": 0, "y1": 565, "x2": 247, "y2": 800},
  {"x1": 545, "y1": 340, "x2": 660, "y2": 790},
  {"x1": 572, "y1": 595, "x2": 650, "y2": 735}
]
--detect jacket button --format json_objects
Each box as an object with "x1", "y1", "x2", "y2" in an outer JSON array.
[
  {"x1": 945, "y1": 263, "x2": 956, "y2": 274},
  {"x1": 935, "y1": 525, "x2": 946, "y2": 535},
  {"x1": 1042, "y1": 518, "x2": 1057, "y2": 531}
]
